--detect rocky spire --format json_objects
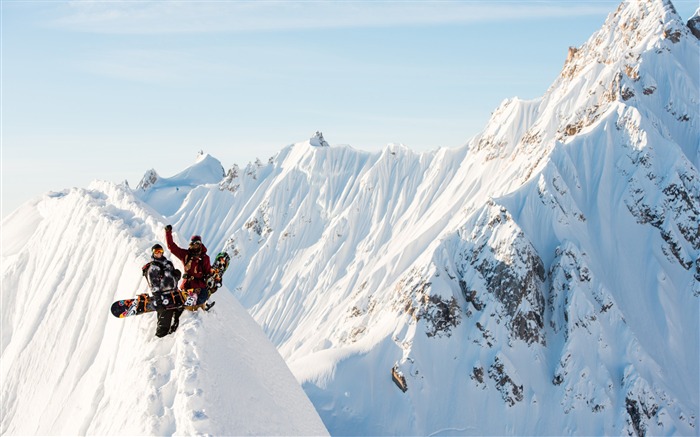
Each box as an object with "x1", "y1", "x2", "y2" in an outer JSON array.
[
  {"x1": 136, "y1": 168, "x2": 158, "y2": 191},
  {"x1": 309, "y1": 131, "x2": 330, "y2": 147}
]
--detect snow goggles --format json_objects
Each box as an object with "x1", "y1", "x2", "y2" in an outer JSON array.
[{"x1": 152, "y1": 248, "x2": 164, "y2": 254}]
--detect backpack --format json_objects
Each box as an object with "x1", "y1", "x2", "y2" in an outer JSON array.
[{"x1": 142, "y1": 261, "x2": 181, "y2": 288}]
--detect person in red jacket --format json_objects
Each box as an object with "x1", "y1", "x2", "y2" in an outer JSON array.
[{"x1": 164, "y1": 225, "x2": 213, "y2": 320}]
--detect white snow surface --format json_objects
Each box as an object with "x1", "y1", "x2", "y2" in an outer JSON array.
[
  {"x1": 0, "y1": 183, "x2": 327, "y2": 436},
  {"x1": 2, "y1": 0, "x2": 699, "y2": 435}
]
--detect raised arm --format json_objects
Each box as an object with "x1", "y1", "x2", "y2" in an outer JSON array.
[{"x1": 165, "y1": 226, "x2": 188, "y2": 263}]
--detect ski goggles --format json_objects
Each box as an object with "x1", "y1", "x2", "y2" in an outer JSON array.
[{"x1": 152, "y1": 248, "x2": 164, "y2": 255}]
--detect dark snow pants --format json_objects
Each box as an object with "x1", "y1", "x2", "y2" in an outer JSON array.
[{"x1": 155, "y1": 307, "x2": 184, "y2": 337}]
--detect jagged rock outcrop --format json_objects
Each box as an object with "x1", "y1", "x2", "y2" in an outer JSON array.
[
  {"x1": 688, "y1": 10, "x2": 700, "y2": 39},
  {"x1": 448, "y1": 202, "x2": 546, "y2": 345},
  {"x1": 220, "y1": 163, "x2": 240, "y2": 192},
  {"x1": 394, "y1": 267, "x2": 461, "y2": 338},
  {"x1": 136, "y1": 168, "x2": 158, "y2": 191},
  {"x1": 309, "y1": 131, "x2": 330, "y2": 147}
]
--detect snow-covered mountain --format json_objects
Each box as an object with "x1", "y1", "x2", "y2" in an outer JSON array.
[
  {"x1": 0, "y1": 181, "x2": 327, "y2": 435},
  {"x1": 2, "y1": 0, "x2": 698, "y2": 435}
]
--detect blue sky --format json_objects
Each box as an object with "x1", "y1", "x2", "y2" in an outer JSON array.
[{"x1": 2, "y1": 0, "x2": 698, "y2": 218}]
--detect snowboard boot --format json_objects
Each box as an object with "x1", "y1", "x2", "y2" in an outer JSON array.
[{"x1": 155, "y1": 309, "x2": 173, "y2": 338}]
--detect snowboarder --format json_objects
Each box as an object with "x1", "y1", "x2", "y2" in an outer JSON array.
[
  {"x1": 146, "y1": 244, "x2": 182, "y2": 337},
  {"x1": 164, "y1": 224, "x2": 213, "y2": 309}
]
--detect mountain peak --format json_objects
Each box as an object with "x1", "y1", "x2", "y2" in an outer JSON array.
[
  {"x1": 309, "y1": 131, "x2": 330, "y2": 147},
  {"x1": 167, "y1": 153, "x2": 225, "y2": 186},
  {"x1": 133, "y1": 153, "x2": 225, "y2": 216},
  {"x1": 195, "y1": 149, "x2": 212, "y2": 162},
  {"x1": 136, "y1": 168, "x2": 159, "y2": 191},
  {"x1": 561, "y1": 0, "x2": 689, "y2": 81},
  {"x1": 530, "y1": 0, "x2": 698, "y2": 167},
  {"x1": 609, "y1": 0, "x2": 683, "y2": 32}
]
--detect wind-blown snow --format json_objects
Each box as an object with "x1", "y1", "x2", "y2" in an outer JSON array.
[{"x1": 2, "y1": 0, "x2": 698, "y2": 435}]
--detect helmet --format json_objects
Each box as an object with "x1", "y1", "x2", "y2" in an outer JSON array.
[{"x1": 151, "y1": 243, "x2": 164, "y2": 252}]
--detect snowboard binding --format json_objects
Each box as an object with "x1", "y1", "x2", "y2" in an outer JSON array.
[{"x1": 206, "y1": 252, "x2": 231, "y2": 294}]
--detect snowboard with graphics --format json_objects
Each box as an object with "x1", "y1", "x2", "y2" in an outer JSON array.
[
  {"x1": 185, "y1": 251, "x2": 230, "y2": 310},
  {"x1": 110, "y1": 289, "x2": 198, "y2": 318},
  {"x1": 205, "y1": 252, "x2": 230, "y2": 295},
  {"x1": 110, "y1": 251, "x2": 230, "y2": 318}
]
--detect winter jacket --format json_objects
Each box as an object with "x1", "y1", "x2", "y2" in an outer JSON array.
[
  {"x1": 165, "y1": 230, "x2": 212, "y2": 291},
  {"x1": 147, "y1": 256, "x2": 178, "y2": 294}
]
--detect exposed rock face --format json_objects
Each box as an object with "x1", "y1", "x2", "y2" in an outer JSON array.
[
  {"x1": 395, "y1": 268, "x2": 462, "y2": 338},
  {"x1": 451, "y1": 202, "x2": 546, "y2": 345},
  {"x1": 688, "y1": 13, "x2": 700, "y2": 39},
  {"x1": 219, "y1": 164, "x2": 240, "y2": 192},
  {"x1": 488, "y1": 356, "x2": 524, "y2": 407},
  {"x1": 136, "y1": 168, "x2": 158, "y2": 191}
]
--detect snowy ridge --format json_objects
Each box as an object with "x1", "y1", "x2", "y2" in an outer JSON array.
[
  {"x1": 2, "y1": 0, "x2": 698, "y2": 435},
  {"x1": 552, "y1": 0, "x2": 699, "y2": 167},
  {"x1": 0, "y1": 183, "x2": 327, "y2": 435},
  {"x1": 136, "y1": 152, "x2": 225, "y2": 217}
]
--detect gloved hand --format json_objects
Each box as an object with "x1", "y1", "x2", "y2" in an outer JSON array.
[
  {"x1": 151, "y1": 293, "x2": 162, "y2": 309},
  {"x1": 165, "y1": 224, "x2": 172, "y2": 232}
]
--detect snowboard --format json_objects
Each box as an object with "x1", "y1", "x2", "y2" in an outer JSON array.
[
  {"x1": 189, "y1": 251, "x2": 230, "y2": 309},
  {"x1": 110, "y1": 289, "x2": 198, "y2": 318},
  {"x1": 206, "y1": 252, "x2": 230, "y2": 295},
  {"x1": 110, "y1": 251, "x2": 230, "y2": 318}
]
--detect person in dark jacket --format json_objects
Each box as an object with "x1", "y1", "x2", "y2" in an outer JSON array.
[
  {"x1": 147, "y1": 244, "x2": 181, "y2": 337},
  {"x1": 164, "y1": 224, "x2": 213, "y2": 309}
]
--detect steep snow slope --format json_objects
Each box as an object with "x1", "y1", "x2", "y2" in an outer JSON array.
[
  {"x1": 0, "y1": 182, "x2": 327, "y2": 436},
  {"x1": 129, "y1": 1, "x2": 698, "y2": 435}
]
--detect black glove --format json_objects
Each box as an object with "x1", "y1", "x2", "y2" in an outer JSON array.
[{"x1": 165, "y1": 224, "x2": 172, "y2": 232}]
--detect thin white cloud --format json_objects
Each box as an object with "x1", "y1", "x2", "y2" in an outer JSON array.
[
  {"x1": 78, "y1": 49, "x2": 190, "y2": 84},
  {"x1": 77, "y1": 48, "x2": 245, "y2": 85},
  {"x1": 47, "y1": 1, "x2": 615, "y2": 34}
]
